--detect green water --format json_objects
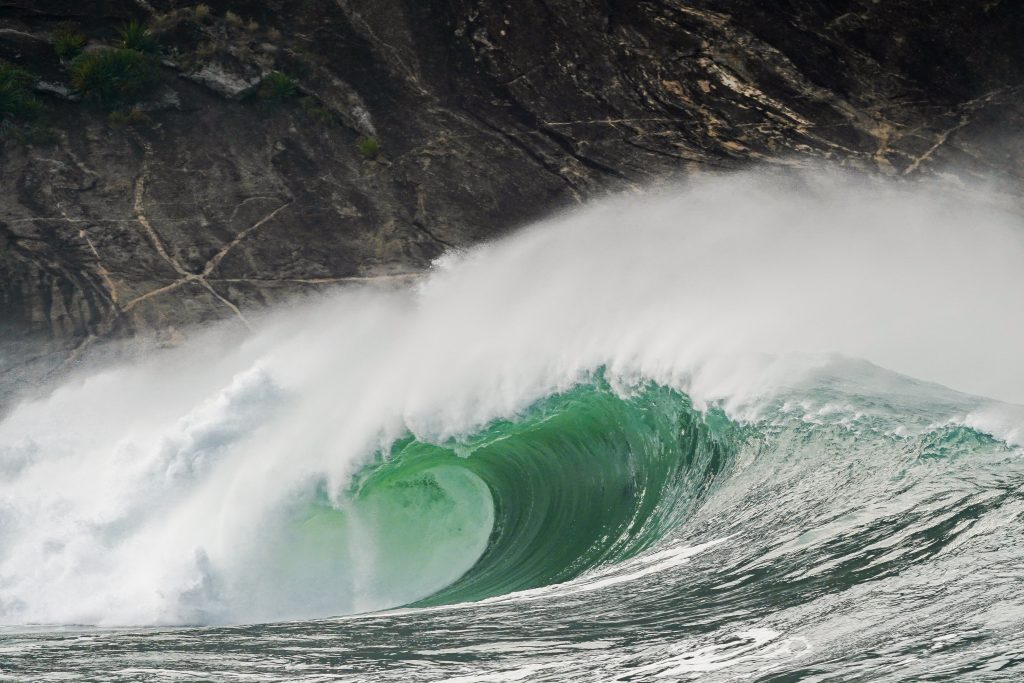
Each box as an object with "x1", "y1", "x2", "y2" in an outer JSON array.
[{"x1": 341, "y1": 380, "x2": 740, "y2": 606}]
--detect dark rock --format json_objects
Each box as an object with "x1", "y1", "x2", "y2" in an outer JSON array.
[{"x1": 0, "y1": 0, "x2": 1022, "y2": 404}]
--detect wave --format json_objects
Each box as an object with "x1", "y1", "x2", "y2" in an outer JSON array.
[
  {"x1": 394, "y1": 379, "x2": 737, "y2": 607},
  {"x1": 0, "y1": 168, "x2": 1022, "y2": 628}
]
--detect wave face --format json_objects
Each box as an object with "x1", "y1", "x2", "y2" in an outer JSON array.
[
  {"x1": 1, "y1": 169, "x2": 1023, "y2": 680},
  {"x1": 390, "y1": 380, "x2": 736, "y2": 607}
]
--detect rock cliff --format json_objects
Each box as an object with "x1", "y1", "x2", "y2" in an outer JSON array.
[{"x1": 1, "y1": 0, "x2": 1022, "y2": 398}]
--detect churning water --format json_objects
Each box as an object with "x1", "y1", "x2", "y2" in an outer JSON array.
[{"x1": 1, "y1": 170, "x2": 1023, "y2": 680}]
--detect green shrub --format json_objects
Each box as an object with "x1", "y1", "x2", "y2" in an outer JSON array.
[
  {"x1": 118, "y1": 20, "x2": 159, "y2": 55},
  {"x1": 0, "y1": 61, "x2": 42, "y2": 121},
  {"x1": 52, "y1": 22, "x2": 87, "y2": 60},
  {"x1": 258, "y1": 71, "x2": 298, "y2": 101},
  {"x1": 71, "y1": 49, "x2": 159, "y2": 108},
  {"x1": 357, "y1": 136, "x2": 380, "y2": 158}
]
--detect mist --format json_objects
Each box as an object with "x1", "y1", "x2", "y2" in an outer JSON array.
[{"x1": 1, "y1": 167, "x2": 1022, "y2": 626}]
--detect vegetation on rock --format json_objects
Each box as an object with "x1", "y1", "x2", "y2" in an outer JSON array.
[
  {"x1": 259, "y1": 71, "x2": 298, "y2": 101},
  {"x1": 71, "y1": 49, "x2": 159, "y2": 108},
  {"x1": 118, "y1": 20, "x2": 159, "y2": 55},
  {"x1": 300, "y1": 96, "x2": 337, "y2": 124},
  {"x1": 0, "y1": 61, "x2": 42, "y2": 121},
  {"x1": 108, "y1": 107, "x2": 155, "y2": 128},
  {"x1": 52, "y1": 22, "x2": 87, "y2": 60},
  {"x1": 357, "y1": 136, "x2": 380, "y2": 158}
]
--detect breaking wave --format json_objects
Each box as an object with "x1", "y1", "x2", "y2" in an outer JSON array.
[{"x1": 1, "y1": 169, "x2": 1022, "y2": 644}]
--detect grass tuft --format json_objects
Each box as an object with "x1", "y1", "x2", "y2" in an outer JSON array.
[
  {"x1": 356, "y1": 136, "x2": 380, "y2": 158},
  {"x1": 225, "y1": 11, "x2": 243, "y2": 27},
  {"x1": 0, "y1": 61, "x2": 42, "y2": 121},
  {"x1": 52, "y1": 21, "x2": 87, "y2": 60},
  {"x1": 258, "y1": 71, "x2": 298, "y2": 100},
  {"x1": 194, "y1": 4, "x2": 211, "y2": 21},
  {"x1": 118, "y1": 20, "x2": 159, "y2": 54},
  {"x1": 71, "y1": 49, "x2": 159, "y2": 108}
]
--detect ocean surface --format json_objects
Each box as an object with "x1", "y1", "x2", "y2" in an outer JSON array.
[{"x1": 1, "y1": 171, "x2": 1022, "y2": 681}]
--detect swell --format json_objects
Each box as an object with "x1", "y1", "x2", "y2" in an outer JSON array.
[{"x1": 346, "y1": 378, "x2": 741, "y2": 607}]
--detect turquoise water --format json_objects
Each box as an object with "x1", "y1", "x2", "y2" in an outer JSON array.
[{"x1": 364, "y1": 380, "x2": 736, "y2": 606}]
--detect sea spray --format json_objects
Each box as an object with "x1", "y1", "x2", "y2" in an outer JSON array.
[{"x1": 0, "y1": 168, "x2": 1022, "y2": 627}]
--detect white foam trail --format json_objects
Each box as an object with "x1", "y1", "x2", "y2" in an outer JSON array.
[{"x1": 0, "y1": 168, "x2": 1022, "y2": 626}]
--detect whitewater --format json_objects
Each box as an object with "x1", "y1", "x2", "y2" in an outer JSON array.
[{"x1": 1, "y1": 169, "x2": 1023, "y2": 681}]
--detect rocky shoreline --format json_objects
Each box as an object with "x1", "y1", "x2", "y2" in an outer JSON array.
[{"x1": 1, "y1": 0, "x2": 1022, "y2": 403}]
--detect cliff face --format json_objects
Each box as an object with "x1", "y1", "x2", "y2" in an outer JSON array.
[{"x1": 1, "y1": 0, "x2": 1022, "y2": 394}]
